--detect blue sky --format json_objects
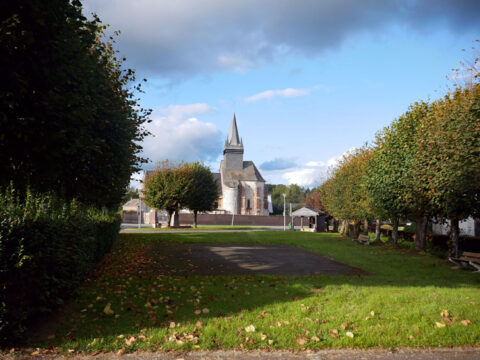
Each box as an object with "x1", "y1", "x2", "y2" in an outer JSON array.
[{"x1": 83, "y1": 0, "x2": 479, "y2": 187}]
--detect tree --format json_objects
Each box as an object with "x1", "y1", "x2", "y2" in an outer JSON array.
[
  {"x1": 270, "y1": 184, "x2": 288, "y2": 215},
  {"x1": 185, "y1": 163, "x2": 219, "y2": 228},
  {"x1": 319, "y1": 147, "x2": 376, "y2": 240},
  {"x1": 142, "y1": 162, "x2": 192, "y2": 227},
  {"x1": 305, "y1": 191, "x2": 326, "y2": 211},
  {"x1": 0, "y1": 0, "x2": 150, "y2": 208},
  {"x1": 414, "y1": 85, "x2": 480, "y2": 256},
  {"x1": 367, "y1": 102, "x2": 431, "y2": 249}
]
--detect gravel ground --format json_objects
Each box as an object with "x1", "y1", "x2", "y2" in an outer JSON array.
[{"x1": 3, "y1": 348, "x2": 480, "y2": 360}]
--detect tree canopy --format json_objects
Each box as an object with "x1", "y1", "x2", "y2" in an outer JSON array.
[{"x1": 0, "y1": 0, "x2": 150, "y2": 208}]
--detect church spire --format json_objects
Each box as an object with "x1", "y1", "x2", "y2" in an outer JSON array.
[{"x1": 227, "y1": 113, "x2": 242, "y2": 146}]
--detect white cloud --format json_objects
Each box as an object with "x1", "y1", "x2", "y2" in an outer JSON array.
[
  {"x1": 141, "y1": 103, "x2": 222, "y2": 164},
  {"x1": 282, "y1": 168, "x2": 325, "y2": 187},
  {"x1": 245, "y1": 88, "x2": 309, "y2": 103},
  {"x1": 306, "y1": 161, "x2": 325, "y2": 167}
]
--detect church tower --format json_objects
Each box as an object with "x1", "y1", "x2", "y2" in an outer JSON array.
[{"x1": 223, "y1": 113, "x2": 244, "y2": 170}]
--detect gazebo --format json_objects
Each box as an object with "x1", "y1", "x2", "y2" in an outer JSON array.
[{"x1": 291, "y1": 206, "x2": 327, "y2": 232}]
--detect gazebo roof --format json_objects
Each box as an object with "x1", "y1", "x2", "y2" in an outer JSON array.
[{"x1": 291, "y1": 206, "x2": 324, "y2": 217}]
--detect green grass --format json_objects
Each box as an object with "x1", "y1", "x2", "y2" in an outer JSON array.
[
  {"x1": 29, "y1": 231, "x2": 480, "y2": 353},
  {"x1": 125, "y1": 225, "x2": 269, "y2": 231}
]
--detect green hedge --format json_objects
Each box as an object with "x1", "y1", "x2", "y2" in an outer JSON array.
[{"x1": 0, "y1": 187, "x2": 120, "y2": 345}]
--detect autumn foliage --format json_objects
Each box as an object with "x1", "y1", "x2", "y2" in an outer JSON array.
[{"x1": 318, "y1": 84, "x2": 480, "y2": 252}]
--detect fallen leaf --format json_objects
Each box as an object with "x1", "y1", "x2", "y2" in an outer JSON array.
[
  {"x1": 311, "y1": 336, "x2": 320, "y2": 341},
  {"x1": 103, "y1": 303, "x2": 114, "y2": 316},
  {"x1": 275, "y1": 321, "x2": 282, "y2": 327},
  {"x1": 296, "y1": 336, "x2": 307, "y2": 345},
  {"x1": 117, "y1": 349, "x2": 125, "y2": 355},
  {"x1": 195, "y1": 321, "x2": 203, "y2": 328},
  {"x1": 370, "y1": 311, "x2": 375, "y2": 316},
  {"x1": 268, "y1": 339, "x2": 274, "y2": 345},
  {"x1": 170, "y1": 321, "x2": 176, "y2": 328},
  {"x1": 440, "y1": 309, "x2": 449, "y2": 318},
  {"x1": 461, "y1": 319, "x2": 472, "y2": 326},
  {"x1": 202, "y1": 308, "x2": 210, "y2": 314},
  {"x1": 257, "y1": 311, "x2": 268, "y2": 319},
  {"x1": 31, "y1": 349, "x2": 40, "y2": 356},
  {"x1": 260, "y1": 333, "x2": 267, "y2": 340},
  {"x1": 346, "y1": 331, "x2": 354, "y2": 338},
  {"x1": 330, "y1": 329, "x2": 339, "y2": 338},
  {"x1": 245, "y1": 324, "x2": 255, "y2": 333},
  {"x1": 435, "y1": 322, "x2": 446, "y2": 328},
  {"x1": 125, "y1": 336, "x2": 137, "y2": 346},
  {"x1": 194, "y1": 309, "x2": 201, "y2": 315}
]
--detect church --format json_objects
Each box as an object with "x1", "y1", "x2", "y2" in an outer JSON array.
[{"x1": 214, "y1": 114, "x2": 269, "y2": 215}]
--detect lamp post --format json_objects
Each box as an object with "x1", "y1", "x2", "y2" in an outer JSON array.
[{"x1": 283, "y1": 193, "x2": 286, "y2": 231}]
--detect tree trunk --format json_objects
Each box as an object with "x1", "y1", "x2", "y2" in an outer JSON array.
[
  {"x1": 341, "y1": 220, "x2": 349, "y2": 236},
  {"x1": 353, "y1": 221, "x2": 361, "y2": 240},
  {"x1": 171, "y1": 210, "x2": 180, "y2": 227},
  {"x1": 449, "y1": 217, "x2": 460, "y2": 258},
  {"x1": 391, "y1": 217, "x2": 399, "y2": 245},
  {"x1": 375, "y1": 219, "x2": 381, "y2": 242},
  {"x1": 415, "y1": 214, "x2": 428, "y2": 251},
  {"x1": 333, "y1": 219, "x2": 338, "y2": 233},
  {"x1": 167, "y1": 209, "x2": 174, "y2": 228},
  {"x1": 193, "y1": 210, "x2": 198, "y2": 228},
  {"x1": 363, "y1": 219, "x2": 369, "y2": 235}
]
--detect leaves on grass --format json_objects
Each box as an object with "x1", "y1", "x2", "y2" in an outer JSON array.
[
  {"x1": 330, "y1": 329, "x2": 339, "y2": 338},
  {"x1": 435, "y1": 322, "x2": 446, "y2": 328},
  {"x1": 346, "y1": 331, "x2": 354, "y2": 338},
  {"x1": 461, "y1": 319, "x2": 472, "y2": 326},
  {"x1": 440, "y1": 309, "x2": 449, "y2": 318}
]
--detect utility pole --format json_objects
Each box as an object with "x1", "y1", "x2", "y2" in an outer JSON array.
[{"x1": 283, "y1": 193, "x2": 286, "y2": 231}]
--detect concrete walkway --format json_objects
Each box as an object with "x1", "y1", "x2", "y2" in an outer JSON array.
[{"x1": 4, "y1": 348, "x2": 480, "y2": 359}]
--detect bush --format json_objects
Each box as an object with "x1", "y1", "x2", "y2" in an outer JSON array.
[{"x1": 0, "y1": 187, "x2": 120, "y2": 345}]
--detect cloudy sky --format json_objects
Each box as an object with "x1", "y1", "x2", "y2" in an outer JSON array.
[{"x1": 83, "y1": 0, "x2": 479, "y2": 187}]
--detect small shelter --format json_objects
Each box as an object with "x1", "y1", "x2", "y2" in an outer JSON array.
[{"x1": 291, "y1": 206, "x2": 327, "y2": 232}]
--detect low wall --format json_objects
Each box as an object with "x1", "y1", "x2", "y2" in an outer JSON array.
[{"x1": 178, "y1": 213, "x2": 306, "y2": 226}]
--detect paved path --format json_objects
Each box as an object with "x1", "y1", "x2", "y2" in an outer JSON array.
[
  {"x1": 146, "y1": 243, "x2": 369, "y2": 276},
  {"x1": 4, "y1": 348, "x2": 480, "y2": 359}
]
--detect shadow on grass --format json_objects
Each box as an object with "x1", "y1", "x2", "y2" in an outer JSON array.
[{"x1": 29, "y1": 231, "x2": 480, "y2": 349}]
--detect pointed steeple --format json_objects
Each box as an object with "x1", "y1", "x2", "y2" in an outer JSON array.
[
  {"x1": 227, "y1": 113, "x2": 241, "y2": 146},
  {"x1": 223, "y1": 113, "x2": 244, "y2": 166}
]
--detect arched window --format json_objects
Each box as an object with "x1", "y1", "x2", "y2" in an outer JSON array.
[{"x1": 247, "y1": 199, "x2": 251, "y2": 209}]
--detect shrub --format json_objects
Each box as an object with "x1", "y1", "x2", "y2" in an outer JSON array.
[{"x1": 0, "y1": 186, "x2": 120, "y2": 345}]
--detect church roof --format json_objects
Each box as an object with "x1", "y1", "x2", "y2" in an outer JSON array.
[
  {"x1": 227, "y1": 113, "x2": 242, "y2": 146},
  {"x1": 242, "y1": 161, "x2": 265, "y2": 182}
]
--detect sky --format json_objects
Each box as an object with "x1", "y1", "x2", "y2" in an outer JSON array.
[{"x1": 83, "y1": 0, "x2": 480, "y2": 188}]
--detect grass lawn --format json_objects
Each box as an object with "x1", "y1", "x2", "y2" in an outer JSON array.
[
  {"x1": 125, "y1": 225, "x2": 269, "y2": 231},
  {"x1": 30, "y1": 232, "x2": 480, "y2": 352}
]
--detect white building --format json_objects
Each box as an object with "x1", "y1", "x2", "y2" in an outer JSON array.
[{"x1": 214, "y1": 114, "x2": 269, "y2": 215}]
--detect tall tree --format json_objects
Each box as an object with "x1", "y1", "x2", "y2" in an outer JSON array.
[
  {"x1": 414, "y1": 85, "x2": 480, "y2": 256},
  {"x1": 185, "y1": 163, "x2": 219, "y2": 228},
  {"x1": 0, "y1": 0, "x2": 150, "y2": 208},
  {"x1": 367, "y1": 102, "x2": 431, "y2": 249}
]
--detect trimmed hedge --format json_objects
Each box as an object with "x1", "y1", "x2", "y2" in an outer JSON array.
[{"x1": 0, "y1": 188, "x2": 120, "y2": 345}]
